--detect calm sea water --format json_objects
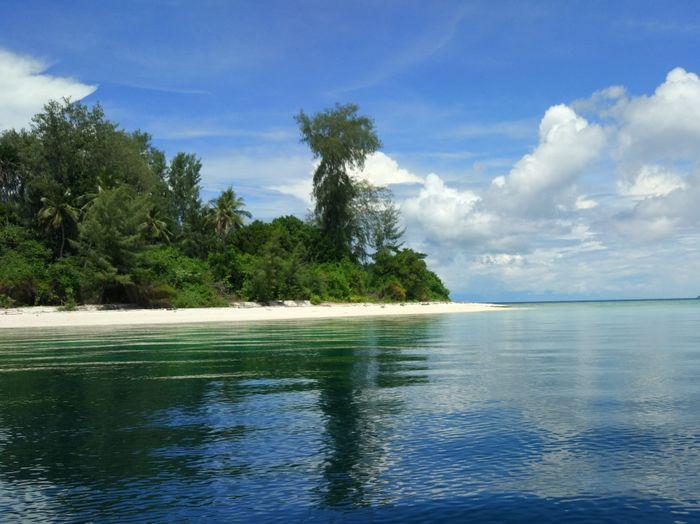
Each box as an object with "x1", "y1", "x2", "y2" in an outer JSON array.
[{"x1": 1, "y1": 300, "x2": 699, "y2": 522}]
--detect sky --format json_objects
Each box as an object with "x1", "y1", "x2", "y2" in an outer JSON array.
[{"x1": 1, "y1": 0, "x2": 700, "y2": 301}]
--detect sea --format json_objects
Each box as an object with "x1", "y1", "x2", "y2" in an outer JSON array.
[{"x1": 1, "y1": 299, "x2": 699, "y2": 522}]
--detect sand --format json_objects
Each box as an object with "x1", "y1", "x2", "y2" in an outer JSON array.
[{"x1": 0, "y1": 302, "x2": 506, "y2": 330}]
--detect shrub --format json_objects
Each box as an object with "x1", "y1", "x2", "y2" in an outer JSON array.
[
  {"x1": 0, "y1": 225, "x2": 52, "y2": 305},
  {"x1": 239, "y1": 233, "x2": 309, "y2": 302},
  {"x1": 57, "y1": 296, "x2": 78, "y2": 311},
  {"x1": 134, "y1": 283, "x2": 177, "y2": 308},
  {"x1": 208, "y1": 247, "x2": 244, "y2": 292},
  {"x1": 322, "y1": 264, "x2": 352, "y2": 301},
  {"x1": 136, "y1": 246, "x2": 224, "y2": 307},
  {"x1": 370, "y1": 248, "x2": 449, "y2": 301},
  {"x1": 0, "y1": 294, "x2": 15, "y2": 308},
  {"x1": 172, "y1": 283, "x2": 225, "y2": 308},
  {"x1": 381, "y1": 278, "x2": 407, "y2": 302},
  {"x1": 48, "y1": 256, "x2": 84, "y2": 304},
  {"x1": 315, "y1": 259, "x2": 368, "y2": 301}
]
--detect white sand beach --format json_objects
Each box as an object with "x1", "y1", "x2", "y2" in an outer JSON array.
[{"x1": 0, "y1": 302, "x2": 505, "y2": 330}]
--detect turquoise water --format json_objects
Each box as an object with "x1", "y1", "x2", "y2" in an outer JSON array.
[{"x1": 1, "y1": 300, "x2": 699, "y2": 522}]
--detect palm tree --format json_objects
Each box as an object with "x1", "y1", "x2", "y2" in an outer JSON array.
[
  {"x1": 78, "y1": 174, "x2": 111, "y2": 214},
  {"x1": 208, "y1": 187, "x2": 251, "y2": 244},
  {"x1": 140, "y1": 206, "x2": 172, "y2": 244},
  {"x1": 38, "y1": 189, "x2": 80, "y2": 257}
]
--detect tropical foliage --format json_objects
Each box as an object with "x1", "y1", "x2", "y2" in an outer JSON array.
[{"x1": 0, "y1": 99, "x2": 450, "y2": 307}]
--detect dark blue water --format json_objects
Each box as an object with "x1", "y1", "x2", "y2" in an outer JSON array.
[{"x1": 1, "y1": 300, "x2": 699, "y2": 522}]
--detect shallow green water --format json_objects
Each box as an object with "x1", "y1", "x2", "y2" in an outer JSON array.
[{"x1": 1, "y1": 301, "x2": 699, "y2": 522}]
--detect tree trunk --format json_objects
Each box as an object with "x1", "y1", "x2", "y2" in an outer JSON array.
[{"x1": 60, "y1": 222, "x2": 65, "y2": 258}]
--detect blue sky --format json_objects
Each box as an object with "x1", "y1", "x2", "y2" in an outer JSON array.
[{"x1": 2, "y1": 1, "x2": 700, "y2": 301}]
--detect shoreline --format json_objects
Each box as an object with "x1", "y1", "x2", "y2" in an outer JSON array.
[{"x1": 0, "y1": 302, "x2": 506, "y2": 330}]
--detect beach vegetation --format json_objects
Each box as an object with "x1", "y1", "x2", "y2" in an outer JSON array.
[{"x1": 0, "y1": 99, "x2": 450, "y2": 307}]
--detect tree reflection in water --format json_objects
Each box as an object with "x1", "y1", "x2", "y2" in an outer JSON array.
[
  {"x1": 0, "y1": 316, "x2": 438, "y2": 519},
  {"x1": 314, "y1": 317, "x2": 433, "y2": 508}
]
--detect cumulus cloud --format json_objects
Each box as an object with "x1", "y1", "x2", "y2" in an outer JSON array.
[
  {"x1": 604, "y1": 69, "x2": 700, "y2": 245},
  {"x1": 401, "y1": 173, "x2": 487, "y2": 244},
  {"x1": 614, "y1": 171, "x2": 700, "y2": 242},
  {"x1": 0, "y1": 48, "x2": 96, "y2": 131},
  {"x1": 399, "y1": 68, "x2": 700, "y2": 298},
  {"x1": 615, "y1": 67, "x2": 700, "y2": 164},
  {"x1": 618, "y1": 165, "x2": 686, "y2": 198},
  {"x1": 402, "y1": 104, "x2": 606, "y2": 260},
  {"x1": 494, "y1": 104, "x2": 605, "y2": 214},
  {"x1": 350, "y1": 151, "x2": 423, "y2": 185},
  {"x1": 571, "y1": 85, "x2": 626, "y2": 115}
]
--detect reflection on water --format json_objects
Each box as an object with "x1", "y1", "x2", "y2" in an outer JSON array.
[{"x1": 0, "y1": 302, "x2": 699, "y2": 522}]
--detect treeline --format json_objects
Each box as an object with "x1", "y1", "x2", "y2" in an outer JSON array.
[{"x1": 0, "y1": 100, "x2": 449, "y2": 308}]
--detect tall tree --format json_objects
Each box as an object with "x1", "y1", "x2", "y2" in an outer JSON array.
[
  {"x1": 351, "y1": 182, "x2": 405, "y2": 261},
  {"x1": 0, "y1": 131, "x2": 28, "y2": 225},
  {"x1": 38, "y1": 189, "x2": 80, "y2": 257},
  {"x1": 13, "y1": 99, "x2": 168, "y2": 227},
  {"x1": 77, "y1": 187, "x2": 148, "y2": 302},
  {"x1": 295, "y1": 103, "x2": 381, "y2": 259},
  {"x1": 370, "y1": 204, "x2": 404, "y2": 254},
  {"x1": 30, "y1": 100, "x2": 162, "y2": 197},
  {"x1": 167, "y1": 153, "x2": 202, "y2": 228},
  {"x1": 208, "y1": 187, "x2": 251, "y2": 245}
]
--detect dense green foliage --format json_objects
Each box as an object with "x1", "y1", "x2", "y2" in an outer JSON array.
[{"x1": 0, "y1": 99, "x2": 450, "y2": 307}]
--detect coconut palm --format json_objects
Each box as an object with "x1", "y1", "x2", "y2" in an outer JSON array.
[
  {"x1": 38, "y1": 189, "x2": 80, "y2": 257},
  {"x1": 208, "y1": 187, "x2": 251, "y2": 244},
  {"x1": 78, "y1": 174, "x2": 111, "y2": 214},
  {"x1": 140, "y1": 206, "x2": 172, "y2": 244}
]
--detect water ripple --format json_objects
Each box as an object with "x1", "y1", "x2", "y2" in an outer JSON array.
[{"x1": 0, "y1": 303, "x2": 699, "y2": 521}]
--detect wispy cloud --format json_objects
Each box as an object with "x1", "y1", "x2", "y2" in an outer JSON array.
[
  {"x1": 446, "y1": 119, "x2": 536, "y2": 140},
  {"x1": 200, "y1": 152, "x2": 311, "y2": 193},
  {"x1": 397, "y1": 150, "x2": 478, "y2": 162},
  {"x1": 152, "y1": 124, "x2": 295, "y2": 141},
  {"x1": 618, "y1": 17, "x2": 700, "y2": 35},
  {"x1": 328, "y1": 6, "x2": 470, "y2": 94},
  {"x1": 110, "y1": 80, "x2": 211, "y2": 96}
]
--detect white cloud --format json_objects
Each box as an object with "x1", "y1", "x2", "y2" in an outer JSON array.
[
  {"x1": 402, "y1": 173, "x2": 486, "y2": 243},
  {"x1": 491, "y1": 175, "x2": 506, "y2": 188},
  {"x1": 349, "y1": 151, "x2": 424, "y2": 186},
  {"x1": 571, "y1": 85, "x2": 626, "y2": 115},
  {"x1": 613, "y1": 171, "x2": 700, "y2": 242},
  {"x1": 270, "y1": 178, "x2": 313, "y2": 204},
  {"x1": 478, "y1": 253, "x2": 525, "y2": 267},
  {"x1": 603, "y1": 69, "x2": 700, "y2": 245},
  {"x1": 399, "y1": 69, "x2": 700, "y2": 298},
  {"x1": 202, "y1": 153, "x2": 311, "y2": 192},
  {"x1": 0, "y1": 48, "x2": 96, "y2": 131},
  {"x1": 575, "y1": 195, "x2": 598, "y2": 210},
  {"x1": 401, "y1": 105, "x2": 609, "y2": 269},
  {"x1": 494, "y1": 104, "x2": 605, "y2": 214},
  {"x1": 615, "y1": 67, "x2": 700, "y2": 164},
  {"x1": 619, "y1": 165, "x2": 686, "y2": 198}
]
